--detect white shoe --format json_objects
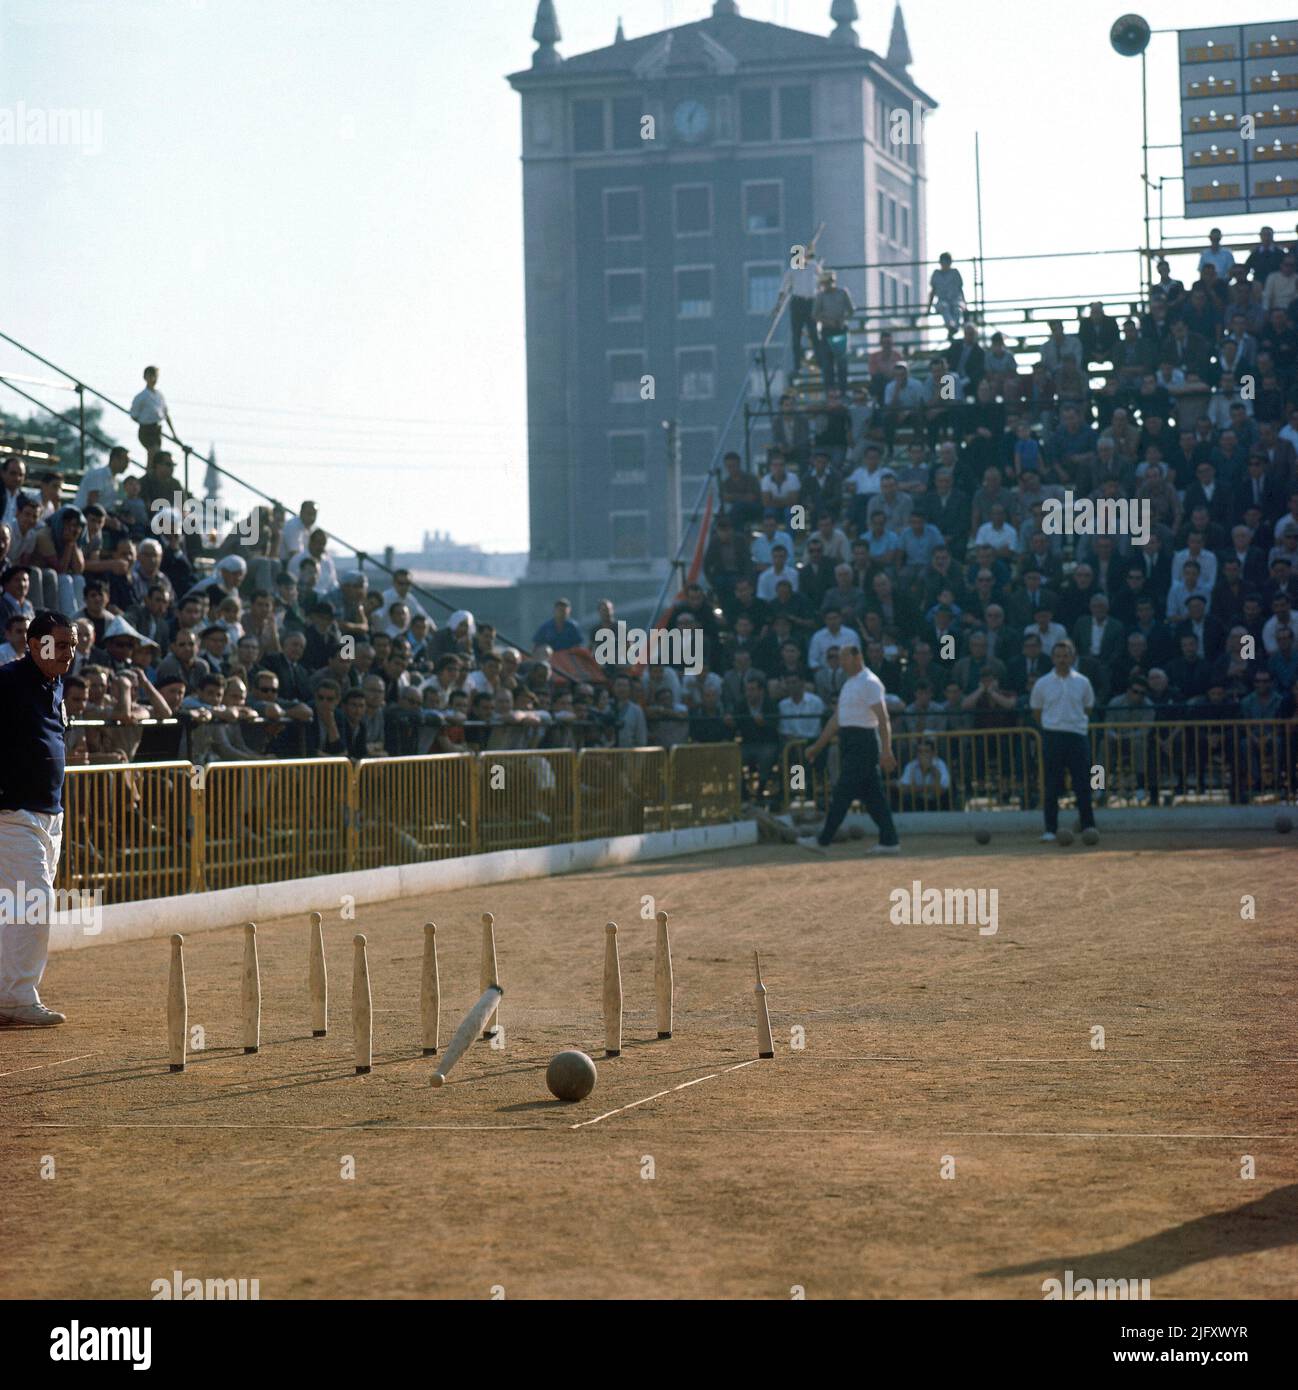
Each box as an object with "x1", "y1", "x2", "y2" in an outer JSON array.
[
  {"x1": 796, "y1": 836, "x2": 828, "y2": 855},
  {"x1": 1039, "y1": 832, "x2": 1057, "y2": 843},
  {"x1": 0, "y1": 1002, "x2": 66, "y2": 1027},
  {"x1": 865, "y1": 843, "x2": 901, "y2": 855}
]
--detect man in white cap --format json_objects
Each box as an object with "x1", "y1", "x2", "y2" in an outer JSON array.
[{"x1": 184, "y1": 553, "x2": 247, "y2": 609}]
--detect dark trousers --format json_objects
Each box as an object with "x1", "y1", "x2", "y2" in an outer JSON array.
[
  {"x1": 819, "y1": 726, "x2": 899, "y2": 846},
  {"x1": 1042, "y1": 728, "x2": 1095, "y2": 832},
  {"x1": 790, "y1": 297, "x2": 818, "y2": 373}
]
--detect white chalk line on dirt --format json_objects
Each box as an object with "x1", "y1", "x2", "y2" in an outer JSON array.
[
  {"x1": 569, "y1": 1058, "x2": 762, "y2": 1130},
  {"x1": 13, "y1": 1121, "x2": 1292, "y2": 1140},
  {"x1": 0, "y1": 1053, "x2": 99, "y2": 1078},
  {"x1": 797, "y1": 1056, "x2": 1298, "y2": 1065}
]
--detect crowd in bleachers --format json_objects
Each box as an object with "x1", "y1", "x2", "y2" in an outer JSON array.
[
  {"x1": 686, "y1": 228, "x2": 1298, "y2": 797},
  {"x1": 2, "y1": 231, "x2": 1297, "y2": 801}
]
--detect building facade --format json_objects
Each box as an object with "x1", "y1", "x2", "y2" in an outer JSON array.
[{"x1": 507, "y1": 0, "x2": 935, "y2": 624}]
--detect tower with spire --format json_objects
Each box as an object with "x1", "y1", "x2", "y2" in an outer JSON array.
[{"x1": 507, "y1": 1, "x2": 936, "y2": 617}]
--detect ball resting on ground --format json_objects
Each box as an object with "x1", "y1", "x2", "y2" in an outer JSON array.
[{"x1": 546, "y1": 1049, "x2": 597, "y2": 1102}]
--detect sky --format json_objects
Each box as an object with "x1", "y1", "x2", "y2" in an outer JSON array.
[{"x1": 2, "y1": 0, "x2": 1290, "y2": 561}]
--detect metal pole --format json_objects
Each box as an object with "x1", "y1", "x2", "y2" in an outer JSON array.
[
  {"x1": 664, "y1": 419, "x2": 682, "y2": 578},
  {"x1": 974, "y1": 132, "x2": 986, "y2": 322},
  {"x1": 1141, "y1": 49, "x2": 1151, "y2": 297},
  {"x1": 76, "y1": 384, "x2": 85, "y2": 471}
]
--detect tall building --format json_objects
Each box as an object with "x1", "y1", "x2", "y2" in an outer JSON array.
[{"x1": 507, "y1": 1, "x2": 935, "y2": 625}]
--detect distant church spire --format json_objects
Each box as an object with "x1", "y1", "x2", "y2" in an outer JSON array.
[
  {"x1": 615, "y1": 16, "x2": 625, "y2": 43},
  {"x1": 886, "y1": 3, "x2": 913, "y2": 69},
  {"x1": 829, "y1": 0, "x2": 859, "y2": 47},
  {"x1": 531, "y1": 0, "x2": 562, "y2": 70}
]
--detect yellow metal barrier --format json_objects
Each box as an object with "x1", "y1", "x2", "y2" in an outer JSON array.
[
  {"x1": 203, "y1": 757, "x2": 354, "y2": 890},
  {"x1": 780, "y1": 726, "x2": 1046, "y2": 814},
  {"x1": 667, "y1": 742, "x2": 743, "y2": 828},
  {"x1": 1088, "y1": 719, "x2": 1295, "y2": 806},
  {"x1": 55, "y1": 727, "x2": 1291, "y2": 909},
  {"x1": 476, "y1": 749, "x2": 576, "y2": 852},
  {"x1": 58, "y1": 762, "x2": 194, "y2": 905},
  {"x1": 354, "y1": 754, "x2": 477, "y2": 866},
  {"x1": 576, "y1": 748, "x2": 668, "y2": 840}
]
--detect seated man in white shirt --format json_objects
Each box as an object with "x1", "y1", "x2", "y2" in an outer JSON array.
[
  {"x1": 288, "y1": 529, "x2": 339, "y2": 595},
  {"x1": 760, "y1": 453, "x2": 800, "y2": 520},
  {"x1": 777, "y1": 674, "x2": 825, "y2": 741},
  {"x1": 808, "y1": 607, "x2": 861, "y2": 670},
  {"x1": 750, "y1": 513, "x2": 796, "y2": 570},
  {"x1": 279, "y1": 500, "x2": 318, "y2": 562},
  {"x1": 381, "y1": 567, "x2": 430, "y2": 623},
  {"x1": 73, "y1": 446, "x2": 130, "y2": 511},
  {"x1": 974, "y1": 502, "x2": 1019, "y2": 558},
  {"x1": 756, "y1": 544, "x2": 799, "y2": 601},
  {"x1": 898, "y1": 738, "x2": 952, "y2": 808}
]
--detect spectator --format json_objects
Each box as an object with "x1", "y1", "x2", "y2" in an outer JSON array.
[
  {"x1": 813, "y1": 270, "x2": 854, "y2": 393},
  {"x1": 926, "y1": 252, "x2": 965, "y2": 335},
  {"x1": 532, "y1": 598, "x2": 584, "y2": 651},
  {"x1": 74, "y1": 446, "x2": 130, "y2": 511},
  {"x1": 129, "y1": 365, "x2": 179, "y2": 464}
]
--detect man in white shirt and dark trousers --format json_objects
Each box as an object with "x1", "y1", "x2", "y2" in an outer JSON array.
[
  {"x1": 1029, "y1": 639, "x2": 1097, "y2": 843},
  {"x1": 128, "y1": 365, "x2": 179, "y2": 466},
  {"x1": 797, "y1": 646, "x2": 900, "y2": 855},
  {"x1": 783, "y1": 251, "x2": 821, "y2": 380}
]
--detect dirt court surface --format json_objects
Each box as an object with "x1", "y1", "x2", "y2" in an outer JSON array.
[{"x1": 2, "y1": 829, "x2": 1296, "y2": 1301}]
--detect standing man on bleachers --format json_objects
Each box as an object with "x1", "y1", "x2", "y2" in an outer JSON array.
[
  {"x1": 814, "y1": 270, "x2": 854, "y2": 396},
  {"x1": 129, "y1": 366, "x2": 179, "y2": 466},
  {"x1": 782, "y1": 245, "x2": 821, "y2": 381}
]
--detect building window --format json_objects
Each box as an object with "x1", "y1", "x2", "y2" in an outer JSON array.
[
  {"x1": 676, "y1": 267, "x2": 713, "y2": 319},
  {"x1": 744, "y1": 181, "x2": 783, "y2": 233},
  {"x1": 888, "y1": 197, "x2": 897, "y2": 242},
  {"x1": 745, "y1": 263, "x2": 783, "y2": 315},
  {"x1": 611, "y1": 96, "x2": 644, "y2": 150},
  {"x1": 878, "y1": 270, "x2": 886, "y2": 305},
  {"x1": 778, "y1": 85, "x2": 812, "y2": 140},
  {"x1": 604, "y1": 187, "x2": 643, "y2": 238},
  {"x1": 900, "y1": 204, "x2": 909, "y2": 248},
  {"x1": 606, "y1": 270, "x2": 645, "y2": 322},
  {"x1": 674, "y1": 184, "x2": 712, "y2": 236},
  {"x1": 678, "y1": 348, "x2": 716, "y2": 401},
  {"x1": 876, "y1": 191, "x2": 885, "y2": 236},
  {"x1": 609, "y1": 351, "x2": 646, "y2": 403},
  {"x1": 888, "y1": 277, "x2": 897, "y2": 309},
  {"x1": 609, "y1": 433, "x2": 647, "y2": 485},
  {"x1": 611, "y1": 512, "x2": 650, "y2": 561},
  {"x1": 573, "y1": 99, "x2": 605, "y2": 153},
  {"x1": 740, "y1": 88, "x2": 772, "y2": 142}
]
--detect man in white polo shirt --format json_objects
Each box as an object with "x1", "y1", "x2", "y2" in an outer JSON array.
[
  {"x1": 797, "y1": 645, "x2": 900, "y2": 855},
  {"x1": 1029, "y1": 639, "x2": 1097, "y2": 843}
]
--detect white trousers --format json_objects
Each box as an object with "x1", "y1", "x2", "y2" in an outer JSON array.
[{"x1": 0, "y1": 809, "x2": 64, "y2": 1006}]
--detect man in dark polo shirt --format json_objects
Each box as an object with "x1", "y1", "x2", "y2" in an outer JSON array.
[{"x1": 0, "y1": 610, "x2": 76, "y2": 1026}]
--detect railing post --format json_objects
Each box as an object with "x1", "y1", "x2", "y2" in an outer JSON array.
[
  {"x1": 347, "y1": 760, "x2": 359, "y2": 872},
  {"x1": 469, "y1": 752, "x2": 481, "y2": 857},
  {"x1": 75, "y1": 383, "x2": 85, "y2": 472},
  {"x1": 190, "y1": 764, "x2": 207, "y2": 893},
  {"x1": 574, "y1": 748, "x2": 583, "y2": 843}
]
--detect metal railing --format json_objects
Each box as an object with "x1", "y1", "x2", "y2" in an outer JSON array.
[
  {"x1": 779, "y1": 726, "x2": 1047, "y2": 815},
  {"x1": 773, "y1": 717, "x2": 1295, "y2": 817},
  {"x1": 576, "y1": 748, "x2": 669, "y2": 840},
  {"x1": 1087, "y1": 719, "x2": 1297, "y2": 808},
  {"x1": 55, "y1": 743, "x2": 743, "y2": 906}
]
